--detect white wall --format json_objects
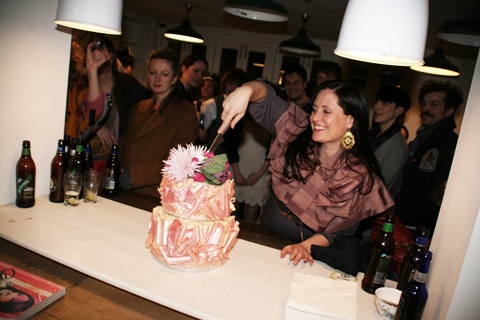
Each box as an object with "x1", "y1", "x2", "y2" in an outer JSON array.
[
  {"x1": 0, "y1": 1, "x2": 479, "y2": 318},
  {"x1": 0, "y1": 0, "x2": 71, "y2": 205},
  {"x1": 426, "y1": 52, "x2": 480, "y2": 319}
]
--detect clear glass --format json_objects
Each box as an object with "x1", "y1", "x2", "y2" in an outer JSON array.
[
  {"x1": 83, "y1": 170, "x2": 102, "y2": 203},
  {"x1": 64, "y1": 172, "x2": 82, "y2": 207}
]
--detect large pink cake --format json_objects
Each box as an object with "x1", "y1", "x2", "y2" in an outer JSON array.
[{"x1": 145, "y1": 144, "x2": 240, "y2": 271}]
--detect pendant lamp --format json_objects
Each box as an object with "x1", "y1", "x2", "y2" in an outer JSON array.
[
  {"x1": 437, "y1": 6, "x2": 480, "y2": 47},
  {"x1": 335, "y1": 0, "x2": 428, "y2": 66},
  {"x1": 279, "y1": 13, "x2": 321, "y2": 56},
  {"x1": 164, "y1": 4, "x2": 204, "y2": 44},
  {"x1": 410, "y1": 47, "x2": 460, "y2": 77},
  {"x1": 223, "y1": 0, "x2": 288, "y2": 22},
  {"x1": 55, "y1": 0, "x2": 123, "y2": 35}
]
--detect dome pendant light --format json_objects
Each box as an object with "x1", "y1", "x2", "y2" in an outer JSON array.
[
  {"x1": 410, "y1": 47, "x2": 460, "y2": 77},
  {"x1": 279, "y1": 13, "x2": 321, "y2": 56},
  {"x1": 164, "y1": 3, "x2": 204, "y2": 44},
  {"x1": 223, "y1": 0, "x2": 288, "y2": 22},
  {"x1": 55, "y1": 0, "x2": 123, "y2": 35},
  {"x1": 437, "y1": 6, "x2": 480, "y2": 47},
  {"x1": 335, "y1": 0, "x2": 428, "y2": 66}
]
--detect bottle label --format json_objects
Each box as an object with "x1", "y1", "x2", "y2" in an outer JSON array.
[
  {"x1": 105, "y1": 169, "x2": 115, "y2": 190},
  {"x1": 17, "y1": 174, "x2": 34, "y2": 199},
  {"x1": 382, "y1": 222, "x2": 393, "y2": 232},
  {"x1": 50, "y1": 177, "x2": 57, "y2": 192},
  {"x1": 412, "y1": 271, "x2": 427, "y2": 283},
  {"x1": 373, "y1": 254, "x2": 392, "y2": 285},
  {"x1": 105, "y1": 177, "x2": 115, "y2": 190},
  {"x1": 22, "y1": 148, "x2": 31, "y2": 157}
]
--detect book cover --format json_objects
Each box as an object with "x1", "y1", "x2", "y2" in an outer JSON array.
[{"x1": 0, "y1": 261, "x2": 65, "y2": 320}]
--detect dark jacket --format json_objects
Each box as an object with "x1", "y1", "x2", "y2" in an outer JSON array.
[
  {"x1": 113, "y1": 72, "x2": 151, "y2": 138},
  {"x1": 395, "y1": 116, "x2": 458, "y2": 231}
]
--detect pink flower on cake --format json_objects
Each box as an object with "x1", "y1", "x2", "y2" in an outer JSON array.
[
  {"x1": 162, "y1": 144, "x2": 231, "y2": 185},
  {"x1": 193, "y1": 172, "x2": 205, "y2": 182},
  {"x1": 162, "y1": 144, "x2": 205, "y2": 182}
]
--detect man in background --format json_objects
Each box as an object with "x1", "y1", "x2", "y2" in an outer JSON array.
[
  {"x1": 395, "y1": 80, "x2": 464, "y2": 235},
  {"x1": 370, "y1": 85, "x2": 411, "y2": 194},
  {"x1": 283, "y1": 65, "x2": 310, "y2": 106},
  {"x1": 315, "y1": 61, "x2": 343, "y2": 87}
]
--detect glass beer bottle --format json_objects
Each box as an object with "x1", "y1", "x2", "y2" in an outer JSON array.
[
  {"x1": 395, "y1": 250, "x2": 432, "y2": 320},
  {"x1": 397, "y1": 227, "x2": 429, "y2": 291},
  {"x1": 16, "y1": 140, "x2": 36, "y2": 208},
  {"x1": 49, "y1": 139, "x2": 68, "y2": 203},
  {"x1": 362, "y1": 214, "x2": 395, "y2": 294},
  {"x1": 103, "y1": 144, "x2": 120, "y2": 196},
  {"x1": 84, "y1": 142, "x2": 94, "y2": 172}
]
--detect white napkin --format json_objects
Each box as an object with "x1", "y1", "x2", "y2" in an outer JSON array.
[{"x1": 285, "y1": 272, "x2": 357, "y2": 320}]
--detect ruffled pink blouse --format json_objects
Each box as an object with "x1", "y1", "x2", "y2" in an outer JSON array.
[{"x1": 268, "y1": 103, "x2": 394, "y2": 234}]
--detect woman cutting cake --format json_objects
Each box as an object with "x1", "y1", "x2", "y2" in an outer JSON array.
[{"x1": 219, "y1": 79, "x2": 394, "y2": 265}]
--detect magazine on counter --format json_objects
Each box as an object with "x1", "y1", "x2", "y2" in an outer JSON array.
[{"x1": 0, "y1": 260, "x2": 65, "y2": 320}]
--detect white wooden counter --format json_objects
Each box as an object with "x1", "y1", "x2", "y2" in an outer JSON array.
[{"x1": 0, "y1": 196, "x2": 383, "y2": 319}]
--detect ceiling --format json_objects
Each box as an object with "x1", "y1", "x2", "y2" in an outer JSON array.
[{"x1": 124, "y1": 0, "x2": 479, "y2": 59}]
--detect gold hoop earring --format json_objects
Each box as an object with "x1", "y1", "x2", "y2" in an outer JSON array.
[{"x1": 342, "y1": 130, "x2": 355, "y2": 150}]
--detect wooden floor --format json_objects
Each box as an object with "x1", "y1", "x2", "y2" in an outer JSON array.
[{"x1": 0, "y1": 190, "x2": 292, "y2": 319}]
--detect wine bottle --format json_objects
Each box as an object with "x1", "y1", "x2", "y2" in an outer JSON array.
[
  {"x1": 15, "y1": 140, "x2": 36, "y2": 208},
  {"x1": 397, "y1": 227, "x2": 429, "y2": 291},
  {"x1": 103, "y1": 144, "x2": 120, "y2": 196},
  {"x1": 394, "y1": 250, "x2": 432, "y2": 320},
  {"x1": 49, "y1": 139, "x2": 68, "y2": 203},
  {"x1": 361, "y1": 214, "x2": 395, "y2": 294}
]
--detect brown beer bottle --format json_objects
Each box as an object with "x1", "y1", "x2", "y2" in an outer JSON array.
[
  {"x1": 103, "y1": 144, "x2": 120, "y2": 196},
  {"x1": 84, "y1": 142, "x2": 94, "y2": 172},
  {"x1": 69, "y1": 143, "x2": 86, "y2": 199},
  {"x1": 361, "y1": 214, "x2": 395, "y2": 294},
  {"x1": 16, "y1": 140, "x2": 36, "y2": 208},
  {"x1": 49, "y1": 139, "x2": 68, "y2": 203},
  {"x1": 396, "y1": 227, "x2": 429, "y2": 291}
]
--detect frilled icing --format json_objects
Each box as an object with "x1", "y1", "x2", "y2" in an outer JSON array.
[
  {"x1": 159, "y1": 177, "x2": 236, "y2": 221},
  {"x1": 145, "y1": 206, "x2": 240, "y2": 271}
]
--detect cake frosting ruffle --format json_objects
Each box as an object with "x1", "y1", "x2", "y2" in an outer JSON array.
[
  {"x1": 145, "y1": 206, "x2": 240, "y2": 271},
  {"x1": 159, "y1": 177, "x2": 235, "y2": 221},
  {"x1": 146, "y1": 144, "x2": 240, "y2": 271}
]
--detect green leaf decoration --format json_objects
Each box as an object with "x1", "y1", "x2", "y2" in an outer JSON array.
[{"x1": 199, "y1": 154, "x2": 228, "y2": 185}]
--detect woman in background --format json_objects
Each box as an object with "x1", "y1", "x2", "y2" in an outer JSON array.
[
  {"x1": 118, "y1": 48, "x2": 198, "y2": 196},
  {"x1": 82, "y1": 34, "x2": 150, "y2": 159},
  {"x1": 178, "y1": 53, "x2": 208, "y2": 104}
]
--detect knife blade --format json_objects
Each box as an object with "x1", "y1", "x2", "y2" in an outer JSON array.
[{"x1": 208, "y1": 130, "x2": 226, "y2": 153}]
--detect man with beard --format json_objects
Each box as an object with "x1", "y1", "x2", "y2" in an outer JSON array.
[{"x1": 395, "y1": 80, "x2": 463, "y2": 235}]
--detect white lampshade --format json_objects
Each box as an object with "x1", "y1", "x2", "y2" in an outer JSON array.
[
  {"x1": 55, "y1": 0, "x2": 123, "y2": 35},
  {"x1": 335, "y1": 0, "x2": 428, "y2": 66}
]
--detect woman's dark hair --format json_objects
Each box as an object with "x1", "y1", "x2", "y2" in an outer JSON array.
[
  {"x1": 148, "y1": 48, "x2": 183, "y2": 115},
  {"x1": 181, "y1": 53, "x2": 209, "y2": 72},
  {"x1": 0, "y1": 286, "x2": 35, "y2": 313},
  {"x1": 84, "y1": 33, "x2": 118, "y2": 74},
  {"x1": 376, "y1": 85, "x2": 411, "y2": 112},
  {"x1": 221, "y1": 68, "x2": 248, "y2": 94},
  {"x1": 116, "y1": 47, "x2": 135, "y2": 69},
  {"x1": 282, "y1": 81, "x2": 383, "y2": 194}
]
